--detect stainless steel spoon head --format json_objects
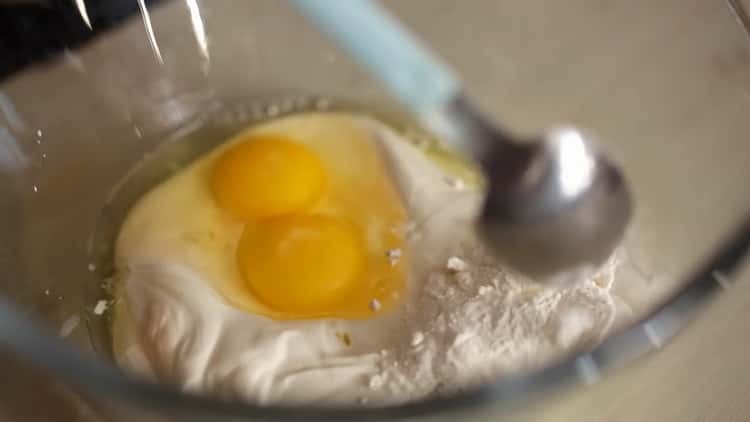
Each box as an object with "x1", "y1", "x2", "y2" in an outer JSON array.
[
  {"x1": 428, "y1": 97, "x2": 633, "y2": 279},
  {"x1": 479, "y1": 127, "x2": 633, "y2": 279}
]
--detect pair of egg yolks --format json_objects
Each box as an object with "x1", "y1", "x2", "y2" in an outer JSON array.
[{"x1": 210, "y1": 135, "x2": 371, "y2": 315}]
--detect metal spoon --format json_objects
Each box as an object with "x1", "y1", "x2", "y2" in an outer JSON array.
[{"x1": 291, "y1": 0, "x2": 632, "y2": 279}]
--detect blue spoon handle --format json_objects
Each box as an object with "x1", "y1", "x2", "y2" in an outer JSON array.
[{"x1": 291, "y1": 0, "x2": 461, "y2": 117}]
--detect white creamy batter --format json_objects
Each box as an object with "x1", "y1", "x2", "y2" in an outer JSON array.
[{"x1": 112, "y1": 113, "x2": 616, "y2": 406}]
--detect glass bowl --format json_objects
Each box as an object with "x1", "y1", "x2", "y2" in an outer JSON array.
[{"x1": 1, "y1": 0, "x2": 749, "y2": 420}]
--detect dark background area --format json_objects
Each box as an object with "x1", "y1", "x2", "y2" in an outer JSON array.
[{"x1": 0, "y1": 0, "x2": 162, "y2": 81}]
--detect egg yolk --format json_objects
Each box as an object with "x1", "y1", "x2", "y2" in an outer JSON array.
[
  {"x1": 237, "y1": 214, "x2": 365, "y2": 314},
  {"x1": 211, "y1": 136, "x2": 326, "y2": 220}
]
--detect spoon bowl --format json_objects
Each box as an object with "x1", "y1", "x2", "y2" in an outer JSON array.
[
  {"x1": 431, "y1": 96, "x2": 633, "y2": 278},
  {"x1": 479, "y1": 128, "x2": 632, "y2": 278}
]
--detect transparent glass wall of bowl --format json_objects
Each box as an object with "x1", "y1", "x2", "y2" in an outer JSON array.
[{"x1": 0, "y1": 0, "x2": 749, "y2": 421}]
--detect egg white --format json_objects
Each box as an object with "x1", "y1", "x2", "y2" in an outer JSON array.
[{"x1": 111, "y1": 112, "x2": 478, "y2": 405}]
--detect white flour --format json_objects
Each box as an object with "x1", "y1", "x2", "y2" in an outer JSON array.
[{"x1": 370, "y1": 252, "x2": 617, "y2": 402}]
